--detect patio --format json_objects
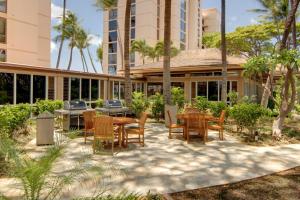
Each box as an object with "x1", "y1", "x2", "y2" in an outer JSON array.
[{"x1": 1, "y1": 123, "x2": 300, "y2": 199}]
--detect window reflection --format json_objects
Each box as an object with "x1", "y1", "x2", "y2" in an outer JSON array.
[
  {"x1": 0, "y1": 72, "x2": 13, "y2": 104},
  {"x1": 17, "y1": 74, "x2": 31, "y2": 104},
  {"x1": 33, "y1": 75, "x2": 46, "y2": 103}
]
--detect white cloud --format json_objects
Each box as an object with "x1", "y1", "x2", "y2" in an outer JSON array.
[
  {"x1": 51, "y1": 3, "x2": 66, "y2": 19},
  {"x1": 51, "y1": 41, "x2": 57, "y2": 53},
  {"x1": 88, "y1": 34, "x2": 102, "y2": 46},
  {"x1": 250, "y1": 18, "x2": 258, "y2": 24}
]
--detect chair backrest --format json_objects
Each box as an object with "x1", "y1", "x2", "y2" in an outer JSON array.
[
  {"x1": 186, "y1": 113, "x2": 205, "y2": 129},
  {"x1": 219, "y1": 110, "x2": 226, "y2": 125},
  {"x1": 184, "y1": 107, "x2": 200, "y2": 113},
  {"x1": 83, "y1": 111, "x2": 96, "y2": 130},
  {"x1": 139, "y1": 112, "x2": 148, "y2": 133},
  {"x1": 94, "y1": 116, "x2": 114, "y2": 139}
]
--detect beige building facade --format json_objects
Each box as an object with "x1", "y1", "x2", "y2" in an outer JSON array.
[
  {"x1": 202, "y1": 8, "x2": 221, "y2": 33},
  {"x1": 102, "y1": 0, "x2": 220, "y2": 75},
  {"x1": 0, "y1": 0, "x2": 51, "y2": 67}
]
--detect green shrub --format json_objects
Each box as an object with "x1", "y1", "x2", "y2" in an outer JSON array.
[
  {"x1": 295, "y1": 104, "x2": 300, "y2": 114},
  {"x1": 35, "y1": 100, "x2": 63, "y2": 115},
  {"x1": 149, "y1": 93, "x2": 164, "y2": 121},
  {"x1": 171, "y1": 87, "x2": 185, "y2": 109},
  {"x1": 131, "y1": 92, "x2": 148, "y2": 117},
  {"x1": 209, "y1": 101, "x2": 227, "y2": 117},
  {"x1": 0, "y1": 104, "x2": 31, "y2": 138},
  {"x1": 194, "y1": 96, "x2": 209, "y2": 112},
  {"x1": 229, "y1": 103, "x2": 268, "y2": 134},
  {"x1": 95, "y1": 98, "x2": 104, "y2": 108},
  {"x1": 228, "y1": 91, "x2": 238, "y2": 105}
]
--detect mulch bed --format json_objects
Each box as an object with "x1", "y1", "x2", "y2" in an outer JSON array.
[{"x1": 166, "y1": 166, "x2": 300, "y2": 200}]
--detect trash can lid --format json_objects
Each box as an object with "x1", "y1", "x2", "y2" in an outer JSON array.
[{"x1": 37, "y1": 111, "x2": 54, "y2": 119}]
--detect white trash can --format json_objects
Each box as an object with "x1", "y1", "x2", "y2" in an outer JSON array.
[{"x1": 36, "y1": 112, "x2": 54, "y2": 145}]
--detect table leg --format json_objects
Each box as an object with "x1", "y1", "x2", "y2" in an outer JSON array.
[
  {"x1": 122, "y1": 125, "x2": 127, "y2": 147},
  {"x1": 118, "y1": 125, "x2": 122, "y2": 147}
]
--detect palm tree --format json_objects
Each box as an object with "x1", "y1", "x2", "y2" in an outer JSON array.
[
  {"x1": 123, "y1": 0, "x2": 132, "y2": 106},
  {"x1": 163, "y1": 0, "x2": 172, "y2": 105},
  {"x1": 154, "y1": 41, "x2": 164, "y2": 61},
  {"x1": 56, "y1": 0, "x2": 67, "y2": 69},
  {"x1": 86, "y1": 41, "x2": 98, "y2": 73},
  {"x1": 131, "y1": 40, "x2": 148, "y2": 64},
  {"x1": 221, "y1": 0, "x2": 227, "y2": 103},
  {"x1": 96, "y1": 44, "x2": 103, "y2": 72},
  {"x1": 75, "y1": 28, "x2": 89, "y2": 72},
  {"x1": 146, "y1": 46, "x2": 157, "y2": 62},
  {"x1": 54, "y1": 11, "x2": 79, "y2": 71}
]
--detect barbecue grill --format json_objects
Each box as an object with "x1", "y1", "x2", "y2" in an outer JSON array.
[
  {"x1": 96, "y1": 100, "x2": 129, "y2": 116},
  {"x1": 55, "y1": 100, "x2": 94, "y2": 131}
]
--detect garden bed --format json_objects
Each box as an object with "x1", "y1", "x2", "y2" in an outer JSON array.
[{"x1": 167, "y1": 166, "x2": 300, "y2": 200}]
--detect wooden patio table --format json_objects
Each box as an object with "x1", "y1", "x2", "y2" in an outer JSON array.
[
  {"x1": 113, "y1": 117, "x2": 137, "y2": 147},
  {"x1": 176, "y1": 113, "x2": 214, "y2": 142}
]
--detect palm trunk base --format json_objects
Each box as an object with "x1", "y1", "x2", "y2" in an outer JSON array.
[{"x1": 272, "y1": 117, "x2": 284, "y2": 139}]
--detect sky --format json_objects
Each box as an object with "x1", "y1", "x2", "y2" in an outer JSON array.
[{"x1": 50, "y1": 0, "x2": 263, "y2": 73}]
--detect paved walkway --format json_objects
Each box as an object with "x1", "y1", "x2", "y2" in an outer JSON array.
[{"x1": 1, "y1": 123, "x2": 300, "y2": 199}]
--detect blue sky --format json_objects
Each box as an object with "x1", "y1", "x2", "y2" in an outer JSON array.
[{"x1": 51, "y1": 0, "x2": 263, "y2": 72}]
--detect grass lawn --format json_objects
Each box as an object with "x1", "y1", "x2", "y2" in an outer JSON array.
[{"x1": 167, "y1": 166, "x2": 300, "y2": 200}]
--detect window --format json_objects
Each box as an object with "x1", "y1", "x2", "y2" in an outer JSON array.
[
  {"x1": 109, "y1": 9, "x2": 117, "y2": 20},
  {"x1": 0, "y1": 18, "x2": 6, "y2": 43},
  {"x1": 33, "y1": 75, "x2": 46, "y2": 103},
  {"x1": 108, "y1": 66, "x2": 117, "y2": 75},
  {"x1": 113, "y1": 81, "x2": 119, "y2": 99},
  {"x1": 147, "y1": 83, "x2": 163, "y2": 96},
  {"x1": 0, "y1": 72, "x2": 13, "y2": 104},
  {"x1": 109, "y1": 43, "x2": 117, "y2": 53},
  {"x1": 208, "y1": 81, "x2": 218, "y2": 101},
  {"x1": 130, "y1": 0, "x2": 136, "y2": 67},
  {"x1": 109, "y1": 20, "x2": 117, "y2": 31},
  {"x1": 16, "y1": 74, "x2": 31, "y2": 104},
  {"x1": 108, "y1": 54, "x2": 117, "y2": 65},
  {"x1": 71, "y1": 78, "x2": 80, "y2": 100},
  {"x1": 91, "y1": 79, "x2": 99, "y2": 100},
  {"x1": 180, "y1": 0, "x2": 187, "y2": 50},
  {"x1": 48, "y1": 77, "x2": 55, "y2": 100},
  {"x1": 0, "y1": 49, "x2": 5, "y2": 62},
  {"x1": 171, "y1": 82, "x2": 184, "y2": 89},
  {"x1": 63, "y1": 77, "x2": 69, "y2": 101},
  {"x1": 0, "y1": 0, "x2": 6, "y2": 13},
  {"x1": 81, "y1": 78, "x2": 90, "y2": 101},
  {"x1": 197, "y1": 82, "x2": 207, "y2": 97},
  {"x1": 120, "y1": 82, "x2": 125, "y2": 99},
  {"x1": 108, "y1": 31, "x2": 117, "y2": 42}
]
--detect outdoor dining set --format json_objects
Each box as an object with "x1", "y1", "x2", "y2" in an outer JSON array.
[{"x1": 55, "y1": 100, "x2": 226, "y2": 154}]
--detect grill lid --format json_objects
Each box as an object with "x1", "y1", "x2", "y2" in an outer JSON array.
[
  {"x1": 64, "y1": 101, "x2": 87, "y2": 110},
  {"x1": 105, "y1": 100, "x2": 122, "y2": 108}
]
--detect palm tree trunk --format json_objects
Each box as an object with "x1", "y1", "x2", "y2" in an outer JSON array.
[
  {"x1": 163, "y1": 0, "x2": 172, "y2": 105},
  {"x1": 124, "y1": 0, "x2": 132, "y2": 106},
  {"x1": 272, "y1": 0, "x2": 300, "y2": 138},
  {"x1": 87, "y1": 47, "x2": 97, "y2": 73},
  {"x1": 82, "y1": 50, "x2": 89, "y2": 73},
  {"x1": 67, "y1": 45, "x2": 74, "y2": 70},
  {"x1": 117, "y1": 25, "x2": 124, "y2": 69},
  {"x1": 79, "y1": 50, "x2": 86, "y2": 72},
  {"x1": 221, "y1": 0, "x2": 227, "y2": 103},
  {"x1": 56, "y1": 0, "x2": 67, "y2": 69}
]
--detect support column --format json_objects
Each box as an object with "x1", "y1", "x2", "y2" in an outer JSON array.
[{"x1": 184, "y1": 74, "x2": 191, "y2": 102}]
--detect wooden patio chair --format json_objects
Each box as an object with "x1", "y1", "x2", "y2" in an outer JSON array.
[
  {"x1": 167, "y1": 110, "x2": 185, "y2": 139},
  {"x1": 125, "y1": 112, "x2": 148, "y2": 147},
  {"x1": 93, "y1": 115, "x2": 120, "y2": 155},
  {"x1": 186, "y1": 113, "x2": 206, "y2": 143},
  {"x1": 207, "y1": 110, "x2": 226, "y2": 140},
  {"x1": 184, "y1": 107, "x2": 200, "y2": 113},
  {"x1": 83, "y1": 110, "x2": 96, "y2": 144}
]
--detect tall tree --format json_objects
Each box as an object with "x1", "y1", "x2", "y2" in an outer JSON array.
[
  {"x1": 163, "y1": 0, "x2": 172, "y2": 105},
  {"x1": 56, "y1": 0, "x2": 67, "y2": 69},
  {"x1": 75, "y1": 28, "x2": 89, "y2": 72},
  {"x1": 123, "y1": 0, "x2": 132, "y2": 106},
  {"x1": 272, "y1": 0, "x2": 300, "y2": 138},
  {"x1": 131, "y1": 40, "x2": 148, "y2": 64},
  {"x1": 221, "y1": 0, "x2": 227, "y2": 103},
  {"x1": 96, "y1": 44, "x2": 104, "y2": 72}
]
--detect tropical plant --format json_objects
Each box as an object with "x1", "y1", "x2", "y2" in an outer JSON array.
[
  {"x1": 209, "y1": 101, "x2": 227, "y2": 117},
  {"x1": 230, "y1": 103, "x2": 269, "y2": 134},
  {"x1": 149, "y1": 93, "x2": 164, "y2": 121},
  {"x1": 171, "y1": 87, "x2": 185, "y2": 109},
  {"x1": 56, "y1": 0, "x2": 67, "y2": 69},
  {"x1": 194, "y1": 96, "x2": 209, "y2": 112},
  {"x1": 131, "y1": 40, "x2": 148, "y2": 64},
  {"x1": 54, "y1": 11, "x2": 80, "y2": 70},
  {"x1": 163, "y1": 0, "x2": 172, "y2": 105},
  {"x1": 95, "y1": 98, "x2": 104, "y2": 108},
  {"x1": 227, "y1": 91, "x2": 238, "y2": 105},
  {"x1": 75, "y1": 28, "x2": 90, "y2": 72},
  {"x1": 35, "y1": 100, "x2": 63, "y2": 115},
  {"x1": 131, "y1": 92, "x2": 148, "y2": 117}
]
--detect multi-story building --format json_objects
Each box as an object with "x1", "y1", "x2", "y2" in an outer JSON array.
[
  {"x1": 0, "y1": 0, "x2": 51, "y2": 67},
  {"x1": 202, "y1": 8, "x2": 221, "y2": 34},
  {"x1": 102, "y1": 0, "x2": 216, "y2": 75}
]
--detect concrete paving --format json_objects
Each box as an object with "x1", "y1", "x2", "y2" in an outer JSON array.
[{"x1": 1, "y1": 123, "x2": 300, "y2": 199}]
